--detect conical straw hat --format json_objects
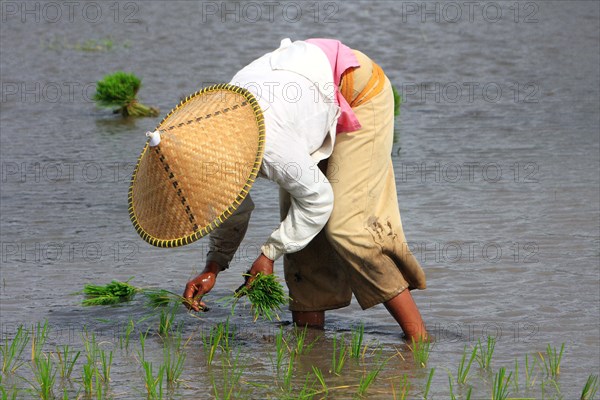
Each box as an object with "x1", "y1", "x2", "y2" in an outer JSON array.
[{"x1": 128, "y1": 84, "x2": 265, "y2": 248}]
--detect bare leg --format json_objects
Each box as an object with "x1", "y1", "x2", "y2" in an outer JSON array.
[
  {"x1": 384, "y1": 289, "x2": 428, "y2": 342},
  {"x1": 292, "y1": 311, "x2": 325, "y2": 329}
]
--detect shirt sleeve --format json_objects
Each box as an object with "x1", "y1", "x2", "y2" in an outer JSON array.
[
  {"x1": 206, "y1": 194, "x2": 254, "y2": 270},
  {"x1": 260, "y1": 137, "x2": 334, "y2": 261}
]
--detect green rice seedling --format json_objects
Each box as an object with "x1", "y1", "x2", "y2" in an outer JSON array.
[
  {"x1": 119, "y1": 319, "x2": 135, "y2": 351},
  {"x1": 539, "y1": 343, "x2": 564, "y2": 380},
  {"x1": 457, "y1": 344, "x2": 477, "y2": 384},
  {"x1": 81, "y1": 329, "x2": 103, "y2": 396},
  {"x1": 524, "y1": 354, "x2": 537, "y2": 388},
  {"x1": 356, "y1": 359, "x2": 386, "y2": 398},
  {"x1": 581, "y1": 374, "x2": 599, "y2": 400},
  {"x1": 391, "y1": 374, "x2": 410, "y2": 400},
  {"x1": 158, "y1": 306, "x2": 179, "y2": 337},
  {"x1": 31, "y1": 321, "x2": 49, "y2": 362},
  {"x1": 274, "y1": 326, "x2": 287, "y2": 375},
  {"x1": 492, "y1": 367, "x2": 512, "y2": 400},
  {"x1": 94, "y1": 368, "x2": 104, "y2": 400},
  {"x1": 141, "y1": 360, "x2": 165, "y2": 399},
  {"x1": 163, "y1": 337, "x2": 186, "y2": 387},
  {"x1": 296, "y1": 372, "x2": 319, "y2": 400},
  {"x1": 56, "y1": 345, "x2": 80, "y2": 379},
  {"x1": 423, "y1": 367, "x2": 435, "y2": 399},
  {"x1": 138, "y1": 330, "x2": 149, "y2": 362},
  {"x1": 330, "y1": 333, "x2": 347, "y2": 375},
  {"x1": 466, "y1": 386, "x2": 473, "y2": 400},
  {"x1": 512, "y1": 358, "x2": 519, "y2": 392},
  {"x1": 99, "y1": 348, "x2": 113, "y2": 383},
  {"x1": 202, "y1": 324, "x2": 224, "y2": 365},
  {"x1": 144, "y1": 289, "x2": 187, "y2": 308},
  {"x1": 476, "y1": 336, "x2": 496, "y2": 370},
  {"x1": 234, "y1": 273, "x2": 287, "y2": 321},
  {"x1": 220, "y1": 318, "x2": 236, "y2": 354},
  {"x1": 82, "y1": 329, "x2": 100, "y2": 366},
  {"x1": 292, "y1": 325, "x2": 308, "y2": 356},
  {"x1": 291, "y1": 325, "x2": 317, "y2": 356},
  {"x1": 1, "y1": 325, "x2": 29, "y2": 373},
  {"x1": 31, "y1": 352, "x2": 57, "y2": 400},
  {"x1": 448, "y1": 372, "x2": 458, "y2": 400},
  {"x1": 212, "y1": 349, "x2": 245, "y2": 400},
  {"x1": 81, "y1": 362, "x2": 95, "y2": 396},
  {"x1": 80, "y1": 279, "x2": 139, "y2": 306},
  {"x1": 541, "y1": 378, "x2": 562, "y2": 399},
  {"x1": 93, "y1": 72, "x2": 159, "y2": 117},
  {"x1": 409, "y1": 336, "x2": 431, "y2": 368},
  {"x1": 311, "y1": 366, "x2": 328, "y2": 396},
  {"x1": 350, "y1": 323, "x2": 365, "y2": 359},
  {"x1": 283, "y1": 350, "x2": 296, "y2": 392},
  {"x1": 0, "y1": 384, "x2": 19, "y2": 400}
]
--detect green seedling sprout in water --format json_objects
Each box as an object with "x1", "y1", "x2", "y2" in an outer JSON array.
[
  {"x1": 163, "y1": 335, "x2": 186, "y2": 388},
  {"x1": 1, "y1": 325, "x2": 30, "y2": 373},
  {"x1": 31, "y1": 352, "x2": 57, "y2": 400},
  {"x1": 93, "y1": 71, "x2": 159, "y2": 117},
  {"x1": 456, "y1": 344, "x2": 477, "y2": 384},
  {"x1": 581, "y1": 374, "x2": 599, "y2": 400},
  {"x1": 56, "y1": 345, "x2": 80, "y2": 380},
  {"x1": 476, "y1": 335, "x2": 496, "y2": 370},
  {"x1": 539, "y1": 342, "x2": 564, "y2": 380},
  {"x1": 491, "y1": 367, "x2": 513, "y2": 400},
  {"x1": 423, "y1": 367, "x2": 435, "y2": 400},
  {"x1": 409, "y1": 336, "x2": 432, "y2": 368}
]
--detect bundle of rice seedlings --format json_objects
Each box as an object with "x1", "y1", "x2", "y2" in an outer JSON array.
[
  {"x1": 234, "y1": 273, "x2": 287, "y2": 322},
  {"x1": 144, "y1": 289, "x2": 188, "y2": 308},
  {"x1": 80, "y1": 280, "x2": 140, "y2": 306},
  {"x1": 79, "y1": 280, "x2": 190, "y2": 309},
  {"x1": 93, "y1": 71, "x2": 159, "y2": 117}
]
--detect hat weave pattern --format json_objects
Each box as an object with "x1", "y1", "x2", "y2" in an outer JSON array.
[{"x1": 128, "y1": 84, "x2": 265, "y2": 248}]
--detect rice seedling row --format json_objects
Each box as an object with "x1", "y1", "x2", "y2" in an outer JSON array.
[{"x1": 1, "y1": 319, "x2": 596, "y2": 399}]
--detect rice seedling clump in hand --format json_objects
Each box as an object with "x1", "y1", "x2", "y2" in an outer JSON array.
[
  {"x1": 235, "y1": 273, "x2": 287, "y2": 322},
  {"x1": 80, "y1": 280, "x2": 139, "y2": 306},
  {"x1": 93, "y1": 71, "x2": 159, "y2": 117}
]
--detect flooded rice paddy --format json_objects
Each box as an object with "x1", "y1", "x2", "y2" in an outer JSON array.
[{"x1": 1, "y1": 1, "x2": 599, "y2": 398}]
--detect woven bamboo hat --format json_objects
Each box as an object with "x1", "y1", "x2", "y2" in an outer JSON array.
[{"x1": 128, "y1": 84, "x2": 265, "y2": 248}]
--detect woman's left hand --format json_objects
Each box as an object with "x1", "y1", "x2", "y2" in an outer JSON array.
[{"x1": 236, "y1": 253, "x2": 274, "y2": 295}]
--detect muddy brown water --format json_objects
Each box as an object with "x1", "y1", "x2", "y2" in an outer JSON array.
[{"x1": 1, "y1": 1, "x2": 598, "y2": 398}]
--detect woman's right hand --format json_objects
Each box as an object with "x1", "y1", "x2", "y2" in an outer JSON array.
[{"x1": 183, "y1": 262, "x2": 221, "y2": 312}]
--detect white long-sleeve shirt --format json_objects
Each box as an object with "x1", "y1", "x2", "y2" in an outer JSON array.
[{"x1": 208, "y1": 39, "x2": 341, "y2": 264}]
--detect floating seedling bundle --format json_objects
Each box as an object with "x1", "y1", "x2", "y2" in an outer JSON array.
[
  {"x1": 80, "y1": 280, "x2": 138, "y2": 306},
  {"x1": 93, "y1": 71, "x2": 159, "y2": 117},
  {"x1": 78, "y1": 279, "x2": 184, "y2": 308}
]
